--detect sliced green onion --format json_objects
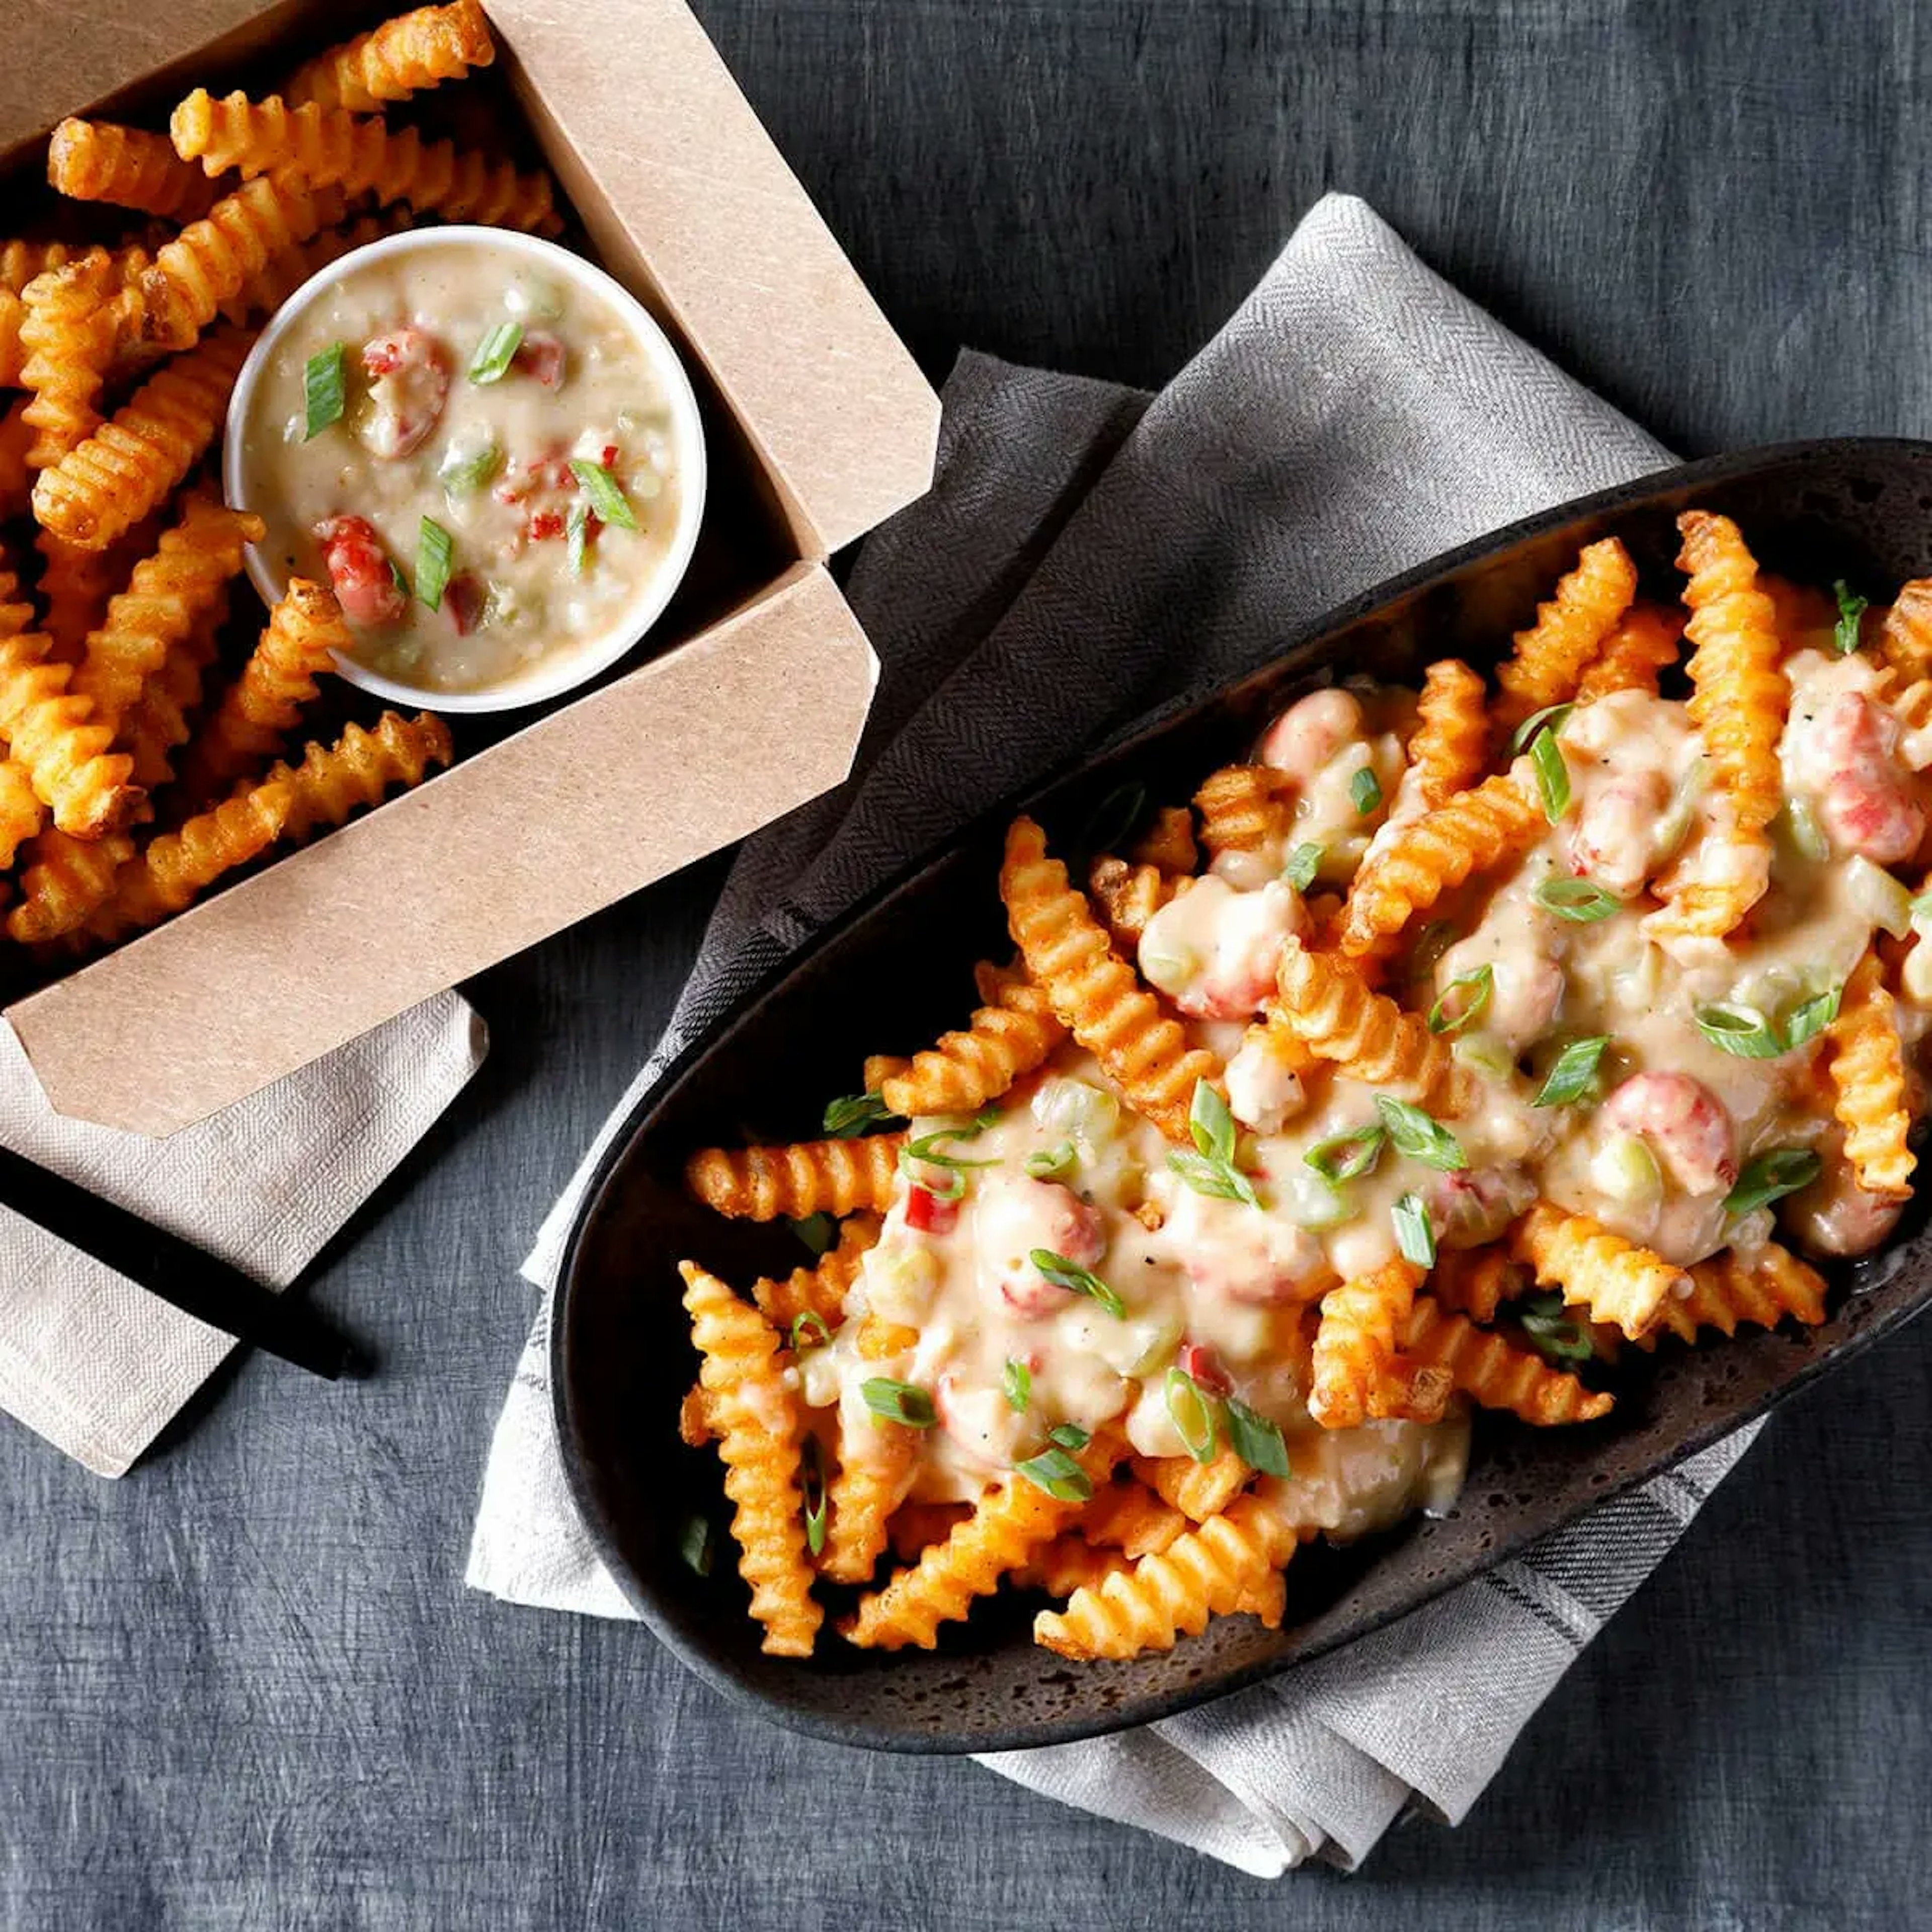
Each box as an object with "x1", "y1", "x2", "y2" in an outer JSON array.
[
  {"x1": 799, "y1": 1436, "x2": 827, "y2": 1556},
  {"x1": 1778, "y1": 797, "x2": 1830, "y2": 864},
  {"x1": 415, "y1": 515, "x2": 454, "y2": 612},
  {"x1": 570, "y1": 457, "x2": 639, "y2": 531},
  {"x1": 1533, "y1": 875, "x2": 1621, "y2": 923},
  {"x1": 789, "y1": 1212, "x2": 837, "y2": 1256},
  {"x1": 898, "y1": 1125, "x2": 1000, "y2": 1190},
  {"x1": 1428, "y1": 963, "x2": 1495, "y2": 1034},
  {"x1": 438, "y1": 437, "x2": 503, "y2": 495},
  {"x1": 1694, "y1": 1001, "x2": 1785, "y2": 1060},
  {"x1": 677, "y1": 1513, "x2": 714, "y2": 1576},
  {"x1": 1024, "y1": 1141, "x2": 1077, "y2": 1180},
  {"x1": 1725, "y1": 1146, "x2": 1822, "y2": 1216},
  {"x1": 1407, "y1": 921, "x2": 1459, "y2": 983},
  {"x1": 1002, "y1": 1358, "x2": 1031, "y2": 1413},
  {"x1": 302, "y1": 341, "x2": 346, "y2": 438},
  {"x1": 790, "y1": 1312, "x2": 831, "y2": 1353},
  {"x1": 1222, "y1": 1395, "x2": 1291, "y2": 1478},
  {"x1": 1190, "y1": 1077, "x2": 1238, "y2": 1161},
  {"x1": 468, "y1": 319, "x2": 524, "y2": 383},
  {"x1": 911, "y1": 1164, "x2": 965, "y2": 1202},
  {"x1": 1833, "y1": 579, "x2": 1869, "y2": 655},
  {"x1": 1168, "y1": 1079, "x2": 1261, "y2": 1207},
  {"x1": 860, "y1": 1378, "x2": 935, "y2": 1427},
  {"x1": 1304, "y1": 1122, "x2": 1387, "y2": 1184},
  {"x1": 1164, "y1": 1365, "x2": 1219, "y2": 1463},
  {"x1": 566, "y1": 498, "x2": 590, "y2": 576},
  {"x1": 1015, "y1": 1445, "x2": 1092, "y2": 1503},
  {"x1": 1533, "y1": 1035, "x2": 1609, "y2": 1107},
  {"x1": 1846, "y1": 855, "x2": 1914, "y2": 939},
  {"x1": 1392, "y1": 1191, "x2": 1435, "y2": 1266},
  {"x1": 1168, "y1": 1150, "x2": 1259, "y2": 1204},
  {"x1": 1283, "y1": 842, "x2": 1324, "y2": 892},
  {"x1": 824, "y1": 1090, "x2": 893, "y2": 1137},
  {"x1": 1508, "y1": 701, "x2": 1575, "y2": 758},
  {"x1": 1528, "y1": 729, "x2": 1571, "y2": 822},
  {"x1": 1515, "y1": 1290, "x2": 1594, "y2": 1364},
  {"x1": 1030, "y1": 1249, "x2": 1125, "y2": 1318},
  {"x1": 1374, "y1": 1093, "x2": 1468, "y2": 1171},
  {"x1": 1782, "y1": 983, "x2": 1841, "y2": 1050},
  {"x1": 1048, "y1": 1422, "x2": 1091, "y2": 1451},
  {"x1": 388, "y1": 556, "x2": 410, "y2": 601},
  {"x1": 1350, "y1": 766, "x2": 1383, "y2": 816}
]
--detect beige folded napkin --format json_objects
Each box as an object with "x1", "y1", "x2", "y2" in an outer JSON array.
[{"x1": 0, "y1": 995, "x2": 485, "y2": 1476}]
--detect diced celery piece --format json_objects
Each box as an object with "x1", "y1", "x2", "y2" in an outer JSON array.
[
  {"x1": 1452, "y1": 1030, "x2": 1515, "y2": 1081},
  {"x1": 1031, "y1": 1077, "x2": 1119, "y2": 1144},
  {"x1": 1277, "y1": 1165, "x2": 1351, "y2": 1230},
  {"x1": 1591, "y1": 1133, "x2": 1663, "y2": 1215},
  {"x1": 1846, "y1": 854, "x2": 1914, "y2": 939}
]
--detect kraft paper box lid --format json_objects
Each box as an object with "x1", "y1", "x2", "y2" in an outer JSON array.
[{"x1": 0, "y1": 0, "x2": 940, "y2": 1134}]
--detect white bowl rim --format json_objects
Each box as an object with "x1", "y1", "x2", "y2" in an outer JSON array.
[{"x1": 221, "y1": 223, "x2": 709, "y2": 715}]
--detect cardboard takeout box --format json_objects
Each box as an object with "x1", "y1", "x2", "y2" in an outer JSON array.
[{"x1": 0, "y1": 0, "x2": 938, "y2": 1134}]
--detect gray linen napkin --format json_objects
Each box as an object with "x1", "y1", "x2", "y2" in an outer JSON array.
[
  {"x1": 0, "y1": 995, "x2": 485, "y2": 1477},
  {"x1": 467, "y1": 192, "x2": 1761, "y2": 1874}
]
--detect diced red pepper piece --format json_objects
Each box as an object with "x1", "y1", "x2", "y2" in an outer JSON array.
[
  {"x1": 904, "y1": 1185, "x2": 957, "y2": 1235},
  {"x1": 1176, "y1": 1340, "x2": 1230, "y2": 1395},
  {"x1": 528, "y1": 510, "x2": 566, "y2": 540}
]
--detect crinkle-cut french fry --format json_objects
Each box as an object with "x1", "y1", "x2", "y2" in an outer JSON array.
[
  {"x1": 750, "y1": 1212, "x2": 880, "y2": 1330},
  {"x1": 1268, "y1": 937, "x2": 1454, "y2": 1103},
  {"x1": 1032, "y1": 1489, "x2": 1298, "y2": 1661},
  {"x1": 885, "y1": 1502, "x2": 971, "y2": 1563},
  {"x1": 1087, "y1": 855, "x2": 1185, "y2": 950},
  {"x1": 86, "y1": 780, "x2": 291, "y2": 942},
  {"x1": 1308, "y1": 1257, "x2": 1424, "y2": 1428},
  {"x1": 1635, "y1": 1241, "x2": 1828, "y2": 1348},
  {"x1": 1000, "y1": 816, "x2": 1221, "y2": 1145},
  {"x1": 1510, "y1": 1200, "x2": 1685, "y2": 1341},
  {"x1": 861, "y1": 1053, "x2": 909, "y2": 1094},
  {"x1": 1129, "y1": 803, "x2": 1198, "y2": 874},
  {"x1": 1492, "y1": 536, "x2": 1638, "y2": 733},
  {"x1": 0, "y1": 759, "x2": 44, "y2": 870},
  {"x1": 841, "y1": 1428, "x2": 1122, "y2": 1650},
  {"x1": 19, "y1": 254, "x2": 121, "y2": 470},
  {"x1": 36, "y1": 525, "x2": 144, "y2": 668},
  {"x1": 1335, "y1": 770, "x2": 1542, "y2": 961},
  {"x1": 685, "y1": 1134, "x2": 905, "y2": 1221},
  {"x1": 176, "y1": 576, "x2": 349, "y2": 801},
  {"x1": 7, "y1": 828, "x2": 133, "y2": 944},
  {"x1": 1399, "y1": 1296, "x2": 1613, "y2": 1424},
  {"x1": 171, "y1": 91, "x2": 562, "y2": 238},
  {"x1": 1014, "y1": 1536, "x2": 1138, "y2": 1599},
  {"x1": 47, "y1": 120, "x2": 221, "y2": 222},
  {"x1": 0, "y1": 243, "x2": 78, "y2": 388},
  {"x1": 877, "y1": 968, "x2": 1065, "y2": 1118},
  {"x1": 1407, "y1": 659, "x2": 1489, "y2": 809},
  {"x1": 132, "y1": 177, "x2": 343, "y2": 354},
  {"x1": 819, "y1": 1413, "x2": 919, "y2": 1584},
  {"x1": 1575, "y1": 602, "x2": 1685, "y2": 701},
  {"x1": 0, "y1": 398, "x2": 37, "y2": 522},
  {"x1": 1428, "y1": 1243, "x2": 1524, "y2": 1324},
  {"x1": 120, "y1": 590, "x2": 224, "y2": 795},
  {"x1": 0, "y1": 569, "x2": 141, "y2": 837},
  {"x1": 1129, "y1": 1448, "x2": 1252, "y2": 1524},
  {"x1": 33, "y1": 326, "x2": 254, "y2": 551},
  {"x1": 1826, "y1": 949, "x2": 1915, "y2": 1198},
  {"x1": 284, "y1": 0, "x2": 496, "y2": 111},
  {"x1": 216, "y1": 207, "x2": 416, "y2": 328},
  {"x1": 72, "y1": 495, "x2": 262, "y2": 732},
  {"x1": 1076, "y1": 1477, "x2": 1188, "y2": 1558},
  {"x1": 1881, "y1": 580, "x2": 1932, "y2": 683},
  {"x1": 1193, "y1": 763, "x2": 1291, "y2": 858},
  {"x1": 679, "y1": 1260, "x2": 823, "y2": 1658},
  {"x1": 247, "y1": 709, "x2": 454, "y2": 846}
]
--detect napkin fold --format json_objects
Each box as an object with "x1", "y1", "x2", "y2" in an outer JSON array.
[
  {"x1": 0, "y1": 995, "x2": 485, "y2": 1477},
  {"x1": 467, "y1": 192, "x2": 1761, "y2": 1873}
]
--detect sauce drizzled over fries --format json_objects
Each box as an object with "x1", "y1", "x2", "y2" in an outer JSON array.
[{"x1": 679, "y1": 512, "x2": 1929, "y2": 1663}]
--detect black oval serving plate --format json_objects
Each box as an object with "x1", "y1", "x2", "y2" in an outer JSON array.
[{"x1": 553, "y1": 439, "x2": 1932, "y2": 1754}]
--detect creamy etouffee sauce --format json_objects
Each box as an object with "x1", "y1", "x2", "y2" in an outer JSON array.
[
  {"x1": 803, "y1": 650, "x2": 1932, "y2": 1535},
  {"x1": 245, "y1": 240, "x2": 685, "y2": 693}
]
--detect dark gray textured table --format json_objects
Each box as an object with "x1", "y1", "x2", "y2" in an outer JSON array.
[{"x1": 5, "y1": 3, "x2": 1931, "y2": 1926}]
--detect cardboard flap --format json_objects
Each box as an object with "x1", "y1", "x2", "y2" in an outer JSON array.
[
  {"x1": 490, "y1": 0, "x2": 938, "y2": 558},
  {"x1": 11, "y1": 564, "x2": 877, "y2": 1136}
]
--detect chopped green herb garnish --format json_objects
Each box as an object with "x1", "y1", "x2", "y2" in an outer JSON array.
[
  {"x1": 824, "y1": 1090, "x2": 893, "y2": 1137},
  {"x1": 860, "y1": 1378, "x2": 936, "y2": 1427},
  {"x1": 1533, "y1": 1035, "x2": 1610, "y2": 1108},
  {"x1": 678, "y1": 1513, "x2": 714, "y2": 1576},
  {"x1": 566, "y1": 498, "x2": 591, "y2": 575},
  {"x1": 789, "y1": 1212, "x2": 837, "y2": 1256},
  {"x1": 799, "y1": 1436, "x2": 827, "y2": 1556},
  {"x1": 1392, "y1": 1191, "x2": 1435, "y2": 1266},
  {"x1": 1015, "y1": 1445, "x2": 1093, "y2": 1503},
  {"x1": 1427, "y1": 963, "x2": 1495, "y2": 1034},
  {"x1": 898, "y1": 1119, "x2": 1000, "y2": 1191},
  {"x1": 468, "y1": 320, "x2": 525, "y2": 384},
  {"x1": 1024, "y1": 1141, "x2": 1077, "y2": 1180},
  {"x1": 1508, "y1": 702, "x2": 1575, "y2": 758},
  {"x1": 1002, "y1": 1358, "x2": 1031, "y2": 1413},
  {"x1": 1724, "y1": 1146, "x2": 1822, "y2": 1216},
  {"x1": 415, "y1": 515, "x2": 454, "y2": 612},
  {"x1": 1533, "y1": 876, "x2": 1621, "y2": 923},
  {"x1": 303, "y1": 341, "x2": 346, "y2": 439},
  {"x1": 1516, "y1": 1289, "x2": 1595, "y2": 1364},
  {"x1": 1030, "y1": 1249, "x2": 1125, "y2": 1318},
  {"x1": 1048, "y1": 1422, "x2": 1091, "y2": 1452},
  {"x1": 1350, "y1": 766, "x2": 1383, "y2": 815},
  {"x1": 570, "y1": 457, "x2": 639, "y2": 531},
  {"x1": 1167, "y1": 1079, "x2": 1260, "y2": 1208},
  {"x1": 1375, "y1": 1093, "x2": 1468, "y2": 1171},
  {"x1": 1304, "y1": 1122, "x2": 1387, "y2": 1185},
  {"x1": 438, "y1": 438, "x2": 503, "y2": 495},
  {"x1": 1222, "y1": 1395, "x2": 1290, "y2": 1477},
  {"x1": 790, "y1": 1312, "x2": 831, "y2": 1353},
  {"x1": 1694, "y1": 1002, "x2": 1784, "y2": 1060},
  {"x1": 1782, "y1": 983, "x2": 1842, "y2": 1049},
  {"x1": 1832, "y1": 579, "x2": 1869, "y2": 656},
  {"x1": 1164, "y1": 1366, "x2": 1219, "y2": 1463},
  {"x1": 1527, "y1": 728, "x2": 1571, "y2": 822},
  {"x1": 1282, "y1": 841, "x2": 1324, "y2": 892}
]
